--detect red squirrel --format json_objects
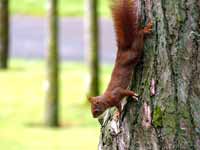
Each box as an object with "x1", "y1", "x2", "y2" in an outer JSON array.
[{"x1": 89, "y1": 0, "x2": 153, "y2": 118}]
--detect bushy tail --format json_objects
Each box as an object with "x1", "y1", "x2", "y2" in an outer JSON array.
[{"x1": 111, "y1": 0, "x2": 139, "y2": 50}]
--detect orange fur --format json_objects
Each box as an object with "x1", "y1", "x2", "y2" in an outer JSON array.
[
  {"x1": 111, "y1": 0, "x2": 139, "y2": 49},
  {"x1": 89, "y1": 0, "x2": 153, "y2": 118}
]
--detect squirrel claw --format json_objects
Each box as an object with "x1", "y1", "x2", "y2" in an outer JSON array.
[
  {"x1": 132, "y1": 95, "x2": 139, "y2": 101},
  {"x1": 134, "y1": 93, "x2": 139, "y2": 97},
  {"x1": 131, "y1": 92, "x2": 139, "y2": 101}
]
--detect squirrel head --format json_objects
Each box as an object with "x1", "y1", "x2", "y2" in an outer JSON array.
[{"x1": 88, "y1": 96, "x2": 107, "y2": 118}]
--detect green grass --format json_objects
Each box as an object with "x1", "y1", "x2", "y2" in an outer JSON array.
[
  {"x1": 10, "y1": 0, "x2": 111, "y2": 17},
  {"x1": 0, "y1": 59, "x2": 113, "y2": 150}
]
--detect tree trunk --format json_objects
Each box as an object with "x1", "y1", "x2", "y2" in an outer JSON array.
[
  {"x1": 0, "y1": 0, "x2": 9, "y2": 69},
  {"x1": 99, "y1": 0, "x2": 200, "y2": 149},
  {"x1": 45, "y1": 0, "x2": 59, "y2": 127},
  {"x1": 84, "y1": 0, "x2": 100, "y2": 98}
]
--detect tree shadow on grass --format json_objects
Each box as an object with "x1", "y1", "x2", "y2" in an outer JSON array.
[{"x1": 25, "y1": 122, "x2": 76, "y2": 129}]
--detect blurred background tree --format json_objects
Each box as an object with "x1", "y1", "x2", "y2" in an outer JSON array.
[
  {"x1": 45, "y1": 0, "x2": 60, "y2": 127},
  {"x1": 84, "y1": 0, "x2": 100, "y2": 98},
  {"x1": 0, "y1": 0, "x2": 9, "y2": 69}
]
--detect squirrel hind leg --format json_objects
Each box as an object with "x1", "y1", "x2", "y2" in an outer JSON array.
[{"x1": 143, "y1": 20, "x2": 153, "y2": 35}]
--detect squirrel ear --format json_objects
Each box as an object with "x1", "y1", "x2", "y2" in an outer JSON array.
[{"x1": 88, "y1": 96, "x2": 93, "y2": 103}]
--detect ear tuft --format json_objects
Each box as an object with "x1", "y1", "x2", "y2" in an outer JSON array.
[{"x1": 88, "y1": 96, "x2": 93, "y2": 103}]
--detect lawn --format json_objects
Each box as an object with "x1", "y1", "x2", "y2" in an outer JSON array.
[
  {"x1": 0, "y1": 59, "x2": 112, "y2": 150},
  {"x1": 10, "y1": 0, "x2": 111, "y2": 17}
]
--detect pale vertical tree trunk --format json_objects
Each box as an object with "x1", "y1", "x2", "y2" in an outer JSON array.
[
  {"x1": 0, "y1": 0, "x2": 9, "y2": 69},
  {"x1": 84, "y1": 0, "x2": 100, "y2": 98},
  {"x1": 45, "y1": 0, "x2": 59, "y2": 127},
  {"x1": 99, "y1": 0, "x2": 200, "y2": 149}
]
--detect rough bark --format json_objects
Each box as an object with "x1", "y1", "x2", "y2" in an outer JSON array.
[
  {"x1": 84, "y1": 0, "x2": 100, "y2": 97},
  {"x1": 99, "y1": 0, "x2": 200, "y2": 149},
  {"x1": 45, "y1": 0, "x2": 59, "y2": 127},
  {"x1": 0, "y1": 0, "x2": 9, "y2": 69}
]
